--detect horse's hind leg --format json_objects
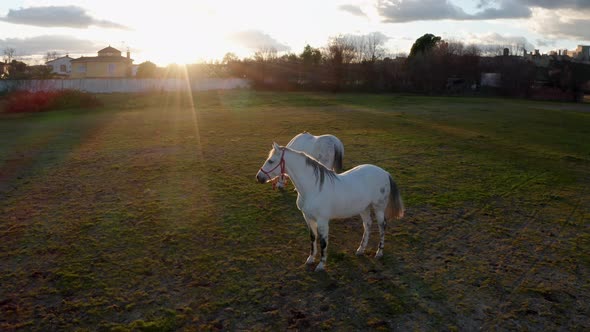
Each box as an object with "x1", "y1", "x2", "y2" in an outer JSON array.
[
  {"x1": 375, "y1": 209, "x2": 386, "y2": 258},
  {"x1": 356, "y1": 208, "x2": 372, "y2": 256}
]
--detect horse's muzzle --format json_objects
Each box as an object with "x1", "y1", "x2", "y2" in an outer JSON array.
[{"x1": 256, "y1": 173, "x2": 267, "y2": 184}]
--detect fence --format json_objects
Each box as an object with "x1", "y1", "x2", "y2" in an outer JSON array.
[{"x1": 0, "y1": 78, "x2": 250, "y2": 93}]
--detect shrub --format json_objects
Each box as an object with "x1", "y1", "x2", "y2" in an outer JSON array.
[{"x1": 2, "y1": 90, "x2": 102, "y2": 113}]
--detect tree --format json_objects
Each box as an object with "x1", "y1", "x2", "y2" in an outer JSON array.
[
  {"x1": 299, "y1": 44, "x2": 323, "y2": 88},
  {"x1": 136, "y1": 61, "x2": 158, "y2": 78},
  {"x1": 300, "y1": 44, "x2": 322, "y2": 66},
  {"x1": 409, "y1": 34, "x2": 442, "y2": 57},
  {"x1": 326, "y1": 35, "x2": 356, "y2": 91},
  {"x1": 254, "y1": 47, "x2": 278, "y2": 63},
  {"x1": 550, "y1": 61, "x2": 590, "y2": 102},
  {"x1": 28, "y1": 65, "x2": 54, "y2": 79},
  {"x1": 44, "y1": 51, "x2": 60, "y2": 63},
  {"x1": 222, "y1": 52, "x2": 239, "y2": 64},
  {"x1": 6, "y1": 59, "x2": 28, "y2": 79},
  {"x1": 326, "y1": 35, "x2": 355, "y2": 65},
  {"x1": 364, "y1": 32, "x2": 387, "y2": 62},
  {"x1": 3, "y1": 47, "x2": 16, "y2": 63}
]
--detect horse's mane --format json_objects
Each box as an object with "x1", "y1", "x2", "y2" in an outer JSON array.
[{"x1": 298, "y1": 150, "x2": 338, "y2": 191}]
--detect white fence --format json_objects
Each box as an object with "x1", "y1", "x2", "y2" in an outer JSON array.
[{"x1": 0, "y1": 78, "x2": 250, "y2": 93}]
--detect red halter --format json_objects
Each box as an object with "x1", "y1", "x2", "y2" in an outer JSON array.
[{"x1": 259, "y1": 149, "x2": 286, "y2": 189}]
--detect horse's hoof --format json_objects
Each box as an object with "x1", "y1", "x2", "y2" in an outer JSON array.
[
  {"x1": 314, "y1": 263, "x2": 325, "y2": 272},
  {"x1": 305, "y1": 256, "x2": 315, "y2": 265},
  {"x1": 375, "y1": 251, "x2": 384, "y2": 259},
  {"x1": 355, "y1": 248, "x2": 365, "y2": 256}
]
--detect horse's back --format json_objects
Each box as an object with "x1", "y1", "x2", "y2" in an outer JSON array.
[
  {"x1": 341, "y1": 164, "x2": 387, "y2": 177},
  {"x1": 287, "y1": 132, "x2": 316, "y2": 151},
  {"x1": 288, "y1": 133, "x2": 342, "y2": 170},
  {"x1": 339, "y1": 164, "x2": 390, "y2": 193}
]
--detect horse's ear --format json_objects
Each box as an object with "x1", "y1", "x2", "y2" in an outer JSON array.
[{"x1": 272, "y1": 142, "x2": 281, "y2": 151}]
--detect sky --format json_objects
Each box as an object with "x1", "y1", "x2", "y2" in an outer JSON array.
[{"x1": 1, "y1": 0, "x2": 589, "y2": 66}]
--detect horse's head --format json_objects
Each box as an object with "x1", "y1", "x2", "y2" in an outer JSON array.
[{"x1": 256, "y1": 142, "x2": 285, "y2": 184}]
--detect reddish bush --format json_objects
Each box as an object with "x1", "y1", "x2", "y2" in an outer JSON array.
[{"x1": 3, "y1": 90, "x2": 102, "y2": 113}]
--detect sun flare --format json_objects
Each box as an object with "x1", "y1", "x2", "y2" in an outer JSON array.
[{"x1": 115, "y1": 1, "x2": 241, "y2": 65}]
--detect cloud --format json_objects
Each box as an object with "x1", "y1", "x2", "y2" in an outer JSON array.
[
  {"x1": 377, "y1": 0, "x2": 470, "y2": 22},
  {"x1": 0, "y1": 35, "x2": 100, "y2": 56},
  {"x1": 375, "y1": 0, "x2": 590, "y2": 22},
  {"x1": 473, "y1": 2, "x2": 532, "y2": 19},
  {"x1": 0, "y1": 6, "x2": 130, "y2": 29},
  {"x1": 531, "y1": 10, "x2": 590, "y2": 40},
  {"x1": 476, "y1": 0, "x2": 494, "y2": 9},
  {"x1": 520, "y1": 0, "x2": 590, "y2": 10},
  {"x1": 467, "y1": 32, "x2": 535, "y2": 51},
  {"x1": 535, "y1": 39, "x2": 556, "y2": 47},
  {"x1": 546, "y1": 19, "x2": 590, "y2": 40},
  {"x1": 376, "y1": 0, "x2": 533, "y2": 22},
  {"x1": 338, "y1": 4, "x2": 367, "y2": 17},
  {"x1": 228, "y1": 30, "x2": 290, "y2": 52}
]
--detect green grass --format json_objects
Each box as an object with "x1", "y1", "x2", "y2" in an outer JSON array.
[{"x1": 1, "y1": 91, "x2": 589, "y2": 330}]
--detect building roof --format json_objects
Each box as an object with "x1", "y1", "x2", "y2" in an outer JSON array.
[
  {"x1": 45, "y1": 55, "x2": 74, "y2": 64},
  {"x1": 98, "y1": 46, "x2": 121, "y2": 54},
  {"x1": 71, "y1": 56, "x2": 133, "y2": 63}
]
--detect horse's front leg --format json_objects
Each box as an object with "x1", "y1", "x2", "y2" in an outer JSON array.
[
  {"x1": 315, "y1": 219, "x2": 330, "y2": 272},
  {"x1": 303, "y1": 214, "x2": 317, "y2": 265}
]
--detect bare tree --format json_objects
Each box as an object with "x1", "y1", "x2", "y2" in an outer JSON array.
[
  {"x1": 464, "y1": 44, "x2": 481, "y2": 56},
  {"x1": 351, "y1": 35, "x2": 366, "y2": 63},
  {"x1": 3, "y1": 47, "x2": 16, "y2": 63},
  {"x1": 445, "y1": 40, "x2": 465, "y2": 56},
  {"x1": 514, "y1": 43, "x2": 526, "y2": 56},
  {"x1": 342, "y1": 32, "x2": 387, "y2": 63},
  {"x1": 44, "y1": 51, "x2": 60, "y2": 63},
  {"x1": 364, "y1": 32, "x2": 387, "y2": 62},
  {"x1": 254, "y1": 47, "x2": 278, "y2": 63},
  {"x1": 326, "y1": 35, "x2": 355, "y2": 65}
]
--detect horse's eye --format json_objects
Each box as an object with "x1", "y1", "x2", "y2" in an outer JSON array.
[{"x1": 268, "y1": 160, "x2": 274, "y2": 164}]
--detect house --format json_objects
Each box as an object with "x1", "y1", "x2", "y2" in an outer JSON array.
[
  {"x1": 46, "y1": 55, "x2": 73, "y2": 76},
  {"x1": 70, "y1": 46, "x2": 133, "y2": 78}
]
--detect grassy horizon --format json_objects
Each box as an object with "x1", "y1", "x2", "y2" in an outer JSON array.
[{"x1": 1, "y1": 91, "x2": 589, "y2": 330}]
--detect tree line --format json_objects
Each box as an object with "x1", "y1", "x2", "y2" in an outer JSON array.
[
  {"x1": 3, "y1": 33, "x2": 590, "y2": 101},
  {"x1": 205, "y1": 33, "x2": 588, "y2": 101},
  {"x1": 136, "y1": 33, "x2": 586, "y2": 101}
]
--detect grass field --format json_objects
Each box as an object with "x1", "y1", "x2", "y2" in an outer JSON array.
[{"x1": 1, "y1": 91, "x2": 589, "y2": 330}]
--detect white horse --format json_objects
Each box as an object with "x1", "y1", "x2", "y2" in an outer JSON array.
[
  {"x1": 256, "y1": 143, "x2": 404, "y2": 272},
  {"x1": 273, "y1": 132, "x2": 344, "y2": 189}
]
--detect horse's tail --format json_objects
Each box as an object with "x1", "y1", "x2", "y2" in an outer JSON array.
[
  {"x1": 333, "y1": 143, "x2": 344, "y2": 173},
  {"x1": 385, "y1": 175, "x2": 404, "y2": 221}
]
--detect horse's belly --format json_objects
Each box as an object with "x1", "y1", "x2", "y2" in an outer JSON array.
[
  {"x1": 312, "y1": 194, "x2": 371, "y2": 219},
  {"x1": 330, "y1": 200, "x2": 370, "y2": 219}
]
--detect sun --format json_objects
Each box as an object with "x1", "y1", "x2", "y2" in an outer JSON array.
[
  {"x1": 143, "y1": 35, "x2": 231, "y2": 66},
  {"x1": 122, "y1": 2, "x2": 239, "y2": 65}
]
